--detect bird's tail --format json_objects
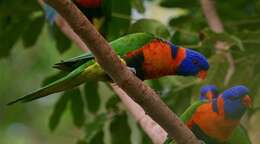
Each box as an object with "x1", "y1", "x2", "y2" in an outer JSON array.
[{"x1": 7, "y1": 62, "x2": 105, "y2": 105}]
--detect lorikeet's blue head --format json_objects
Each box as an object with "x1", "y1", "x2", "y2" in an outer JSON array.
[
  {"x1": 172, "y1": 45, "x2": 209, "y2": 80},
  {"x1": 220, "y1": 85, "x2": 251, "y2": 120},
  {"x1": 200, "y1": 85, "x2": 219, "y2": 101}
]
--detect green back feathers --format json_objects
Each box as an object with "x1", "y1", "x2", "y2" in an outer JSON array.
[
  {"x1": 54, "y1": 33, "x2": 155, "y2": 71},
  {"x1": 110, "y1": 32, "x2": 155, "y2": 56}
]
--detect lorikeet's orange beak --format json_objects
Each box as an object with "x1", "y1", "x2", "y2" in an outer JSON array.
[
  {"x1": 198, "y1": 70, "x2": 207, "y2": 80},
  {"x1": 243, "y1": 95, "x2": 252, "y2": 108}
]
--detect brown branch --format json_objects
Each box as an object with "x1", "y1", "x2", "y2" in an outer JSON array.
[
  {"x1": 200, "y1": 0, "x2": 235, "y2": 86},
  {"x1": 44, "y1": 0, "x2": 200, "y2": 143},
  {"x1": 200, "y1": 0, "x2": 224, "y2": 33}
]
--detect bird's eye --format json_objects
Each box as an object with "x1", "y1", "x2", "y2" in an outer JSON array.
[{"x1": 192, "y1": 59, "x2": 199, "y2": 65}]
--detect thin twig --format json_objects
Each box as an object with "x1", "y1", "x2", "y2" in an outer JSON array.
[{"x1": 200, "y1": 0, "x2": 235, "y2": 86}]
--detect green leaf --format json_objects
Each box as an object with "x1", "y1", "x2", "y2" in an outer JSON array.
[
  {"x1": 165, "y1": 86, "x2": 192, "y2": 115},
  {"x1": 22, "y1": 15, "x2": 45, "y2": 48},
  {"x1": 0, "y1": 0, "x2": 42, "y2": 58},
  {"x1": 0, "y1": 16, "x2": 29, "y2": 58},
  {"x1": 110, "y1": 113, "x2": 131, "y2": 144},
  {"x1": 169, "y1": 12, "x2": 206, "y2": 31},
  {"x1": 78, "y1": 129, "x2": 104, "y2": 144},
  {"x1": 53, "y1": 25, "x2": 72, "y2": 53},
  {"x1": 85, "y1": 114, "x2": 107, "y2": 143},
  {"x1": 70, "y1": 88, "x2": 85, "y2": 128},
  {"x1": 160, "y1": 0, "x2": 200, "y2": 9},
  {"x1": 49, "y1": 92, "x2": 70, "y2": 131},
  {"x1": 216, "y1": 0, "x2": 260, "y2": 24},
  {"x1": 171, "y1": 31, "x2": 181, "y2": 44},
  {"x1": 131, "y1": 0, "x2": 145, "y2": 13},
  {"x1": 141, "y1": 129, "x2": 153, "y2": 144},
  {"x1": 129, "y1": 19, "x2": 170, "y2": 39},
  {"x1": 76, "y1": 139, "x2": 87, "y2": 144},
  {"x1": 89, "y1": 130, "x2": 104, "y2": 144},
  {"x1": 105, "y1": 0, "x2": 131, "y2": 40},
  {"x1": 200, "y1": 30, "x2": 246, "y2": 52},
  {"x1": 150, "y1": 79, "x2": 163, "y2": 92},
  {"x1": 0, "y1": 0, "x2": 40, "y2": 16},
  {"x1": 84, "y1": 82, "x2": 100, "y2": 113},
  {"x1": 105, "y1": 95, "x2": 120, "y2": 111},
  {"x1": 163, "y1": 137, "x2": 175, "y2": 144},
  {"x1": 229, "y1": 35, "x2": 245, "y2": 51}
]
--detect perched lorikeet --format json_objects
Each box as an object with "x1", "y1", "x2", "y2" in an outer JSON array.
[
  {"x1": 165, "y1": 85, "x2": 252, "y2": 144},
  {"x1": 199, "y1": 85, "x2": 251, "y2": 144},
  {"x1": 44, "y1": 0, "x2": 106, "y2": 30},
  {"x1": 7, "y1": 33, "x2": 209, "y2": 105}
]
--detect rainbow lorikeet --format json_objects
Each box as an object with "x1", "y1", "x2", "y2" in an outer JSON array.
[
  {"x1": 44, "y1": 0, "x2": 105, "y2": 30},
  {"x1": 165, "y1": 85, "x2": 252, "y2": 144},
  {"x1": 199, "y1": 85, "x2": 251, "y2": 144},
  {"x1": 7, "y1": 33, "x2": 209, "y2": 105}
]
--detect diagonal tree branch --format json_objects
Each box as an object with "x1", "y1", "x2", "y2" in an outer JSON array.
[
  {"x1": 43, "y1": 0, "x2": 200, "y2": 143},
  {"x1": 200, "y1": 0, "x2": 235, "y2": 86}
]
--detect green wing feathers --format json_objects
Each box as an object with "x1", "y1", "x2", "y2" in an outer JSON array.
[
  {"x1": 53, "y1": 53, "x2": 94, "y2": 72},
  {"x1": 110, "y1": 32, "x2": 155, "y2": 55},
  {"x1": 53, "y1": 33, "x2": 155, "y2": 72}
]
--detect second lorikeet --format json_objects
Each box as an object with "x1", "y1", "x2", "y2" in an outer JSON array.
[
  {"x1": 165, "y1": 85, "x2": 252, "y2": 144},
  {"x1": 199, "y1": 85, "x2": 251, "y2": 144},
  {"x1": 7, "y1": 33, "x2": 209, "y2": 105}
]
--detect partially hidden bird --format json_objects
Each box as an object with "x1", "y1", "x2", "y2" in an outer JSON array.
[
  {"x1": 199, "y1": 85, "x2": 251, "y2": 144},
  {"x1": 44, "y1": 0, "x2": 105, "y2": 30},
  {"x1": 200, "y1": 85, "x2": 219, "y2": 101},
  {"x1": 165, "y1": 85, "x2": 252, "y2": 144},
  {"x1": 7, "y1": 33, "x2": 209, "y2": 105}
]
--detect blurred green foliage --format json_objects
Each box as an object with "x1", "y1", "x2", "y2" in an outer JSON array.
[{"x1": 0, "y1": 0, "x2": 260, "y2": 144}]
